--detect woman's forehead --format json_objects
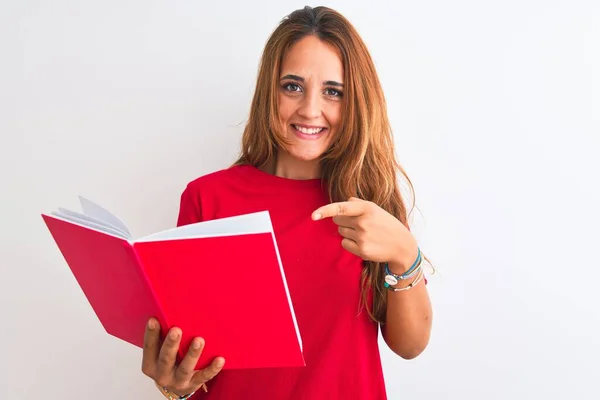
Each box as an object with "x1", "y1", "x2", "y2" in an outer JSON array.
[{"x1": 280, "y1": 36, "x2": 343, "y2": 82}]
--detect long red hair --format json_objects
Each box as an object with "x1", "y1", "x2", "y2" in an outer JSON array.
[{"x1": 234, "y1": 6, "x2": 427, "y2": 324}]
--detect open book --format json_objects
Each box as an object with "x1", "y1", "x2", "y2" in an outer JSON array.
[{"x1": 41, "y1": 196, "x2": 304, "y2": 370}]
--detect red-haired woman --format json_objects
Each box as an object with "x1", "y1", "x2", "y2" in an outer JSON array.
[{"x1": 142, "y1": 6, "x2": 433, "y2": 400}]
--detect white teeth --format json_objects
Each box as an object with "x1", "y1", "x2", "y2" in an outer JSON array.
[{"x1": 294, "y1": 125, "x2": 324, "y2": 135}]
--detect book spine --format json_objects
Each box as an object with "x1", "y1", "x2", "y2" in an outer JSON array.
[{"x1": 123, "y1": 242, "x2": 172, "y2": 341}]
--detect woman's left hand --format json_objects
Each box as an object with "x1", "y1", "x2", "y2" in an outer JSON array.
[{"x1": 312, "y1": 197, "x2": 418, "y2": 272}]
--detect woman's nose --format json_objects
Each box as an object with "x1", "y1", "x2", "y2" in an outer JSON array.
[{"x1": 297, "y1": 92, "x2": 322, "y2": 119}]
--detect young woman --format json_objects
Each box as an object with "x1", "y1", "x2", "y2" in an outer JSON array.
[{"x1": 141, "y1": 6, "x2": 432, "y2": 400}]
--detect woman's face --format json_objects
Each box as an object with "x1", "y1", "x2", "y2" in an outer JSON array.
[{"x1": 277, "y1": 35, "x2": 344, "y2": 163}]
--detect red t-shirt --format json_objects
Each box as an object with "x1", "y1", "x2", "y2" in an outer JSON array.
[{"x1": 177, "y1": 164, "x2": 387, "y2": 400}]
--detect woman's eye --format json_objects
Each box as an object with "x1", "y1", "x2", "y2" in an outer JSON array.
[
  {"x1": 284, "y1": 83, "x2": 302, "y2": 92},
  {"x1": 325, "y1": 88, "x2": 342, "y2": 97}
]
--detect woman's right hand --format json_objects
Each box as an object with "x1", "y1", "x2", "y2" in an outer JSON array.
[{"x1": 141, "y1": 317, "x2": 226, "y2": 397}]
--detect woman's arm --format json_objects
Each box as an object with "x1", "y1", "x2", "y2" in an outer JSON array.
[
  {"x1": 311, "y1": 198, "x2": 433, "y2": 359},
  {"x1": 381, "y1": 258, "x2": 432, "y2": 359}
]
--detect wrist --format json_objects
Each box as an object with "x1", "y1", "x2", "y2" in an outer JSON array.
[
  {"x1": 384, "y1": 264, "x2": 425, "y2": 292},
  {"x1": 388, "y1": 246, "x2": 419, "y2": 275},
  {"x1": 155, "y1": 382, "x2": 199, "y2": 400},
  {"x1": 386, "y1": 267, "x2": 421, "y2": 289},
  {"x1": 387, "y1": 259, "x2": 409, "y2": 275},
  {"x1": 383, "y1": 246, "x2": 423, "y2": 291}
]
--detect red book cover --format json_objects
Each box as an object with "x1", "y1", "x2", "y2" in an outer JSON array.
[{"x1": 41, "y1": 196, "x2": 304, "y2": 370}]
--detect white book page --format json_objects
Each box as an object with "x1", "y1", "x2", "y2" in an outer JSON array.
[
  {"x1": 50, "y1": 210, "x2": 129, "y2": 239},
  {"x1": 78, "y1": 196, "x2": 132, "y2": 237},
  {"x1": 57, "y1": 207, "x2": 132, "y2": 239},
  {"x1": 136, "y1": 211, "x2": 273, "y2": 242}
]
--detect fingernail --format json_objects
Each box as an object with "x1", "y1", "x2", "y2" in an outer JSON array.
[
  {"x1": 192, "y1": 338, "x2": 202, "y2": 349},
  {"x1": 148, "y1": 319, "x2": 156, "y2": 330},
  {"x1": 216, "y1": 358, "x2": 225, "y2": 367},
  {"x1": 313, "y1": 213, "x2": 322, "y2": 220},
  {"x1": 170, "y1": 329, "x2": 180, "y2": 340}
]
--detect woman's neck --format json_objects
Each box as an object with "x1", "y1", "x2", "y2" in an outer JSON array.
[{"x1": 262, "y1": 151, "x2": 321, "y2": 180}]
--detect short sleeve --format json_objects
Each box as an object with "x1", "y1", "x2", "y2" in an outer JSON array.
[{"x1": 176, "y1": 183, "x2": 202, "y2": 227}]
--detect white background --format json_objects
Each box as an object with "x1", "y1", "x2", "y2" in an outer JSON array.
[{"x1": 1, "y1": 1, "x2": 599, "y2": 399}]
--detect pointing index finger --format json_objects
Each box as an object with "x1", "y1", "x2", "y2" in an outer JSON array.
[{"x1": 312, "y1": 201, "x2": 364, "y2": 220}]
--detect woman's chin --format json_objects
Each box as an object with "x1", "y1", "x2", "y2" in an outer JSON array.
[{"x1": 286, "y1": 149, "x2": 325, "y2": 163}]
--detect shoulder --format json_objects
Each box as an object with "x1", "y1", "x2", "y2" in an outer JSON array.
[
  {"x1": 176, "y1": 164, "x2": 254, "y2": 226},
  {"x1": 182, "y1": 164, "x2": 253, "y2": 195}
]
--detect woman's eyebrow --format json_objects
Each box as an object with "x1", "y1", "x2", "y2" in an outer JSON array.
[
  {"x1": 280, "y1": 74, "x2": 304, "y2": 82},
  {"x1": 280, "y1": 74, "x2": 344, "y2": 87},
  {"x1": 324, "y1": 80, "x2": 343, "y2": 88}
]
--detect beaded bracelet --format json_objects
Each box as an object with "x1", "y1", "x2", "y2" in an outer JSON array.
[
  {"x1": 155, "y1": 382, "x2": 207, "y2": 400},
  {"x1": 383, "y1": 247, "x2": 422, "y2": 288},
  {"x1": 386, "y1": 267, "x2": 425, "y2": 292}
]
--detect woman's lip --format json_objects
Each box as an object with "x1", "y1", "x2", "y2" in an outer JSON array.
[
  {"x1": 291, "y1": 125, "x2": 328, "y2": 140},
  {"x1": 292, "y1": 123, "x2": 327, "y2": 129}
]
